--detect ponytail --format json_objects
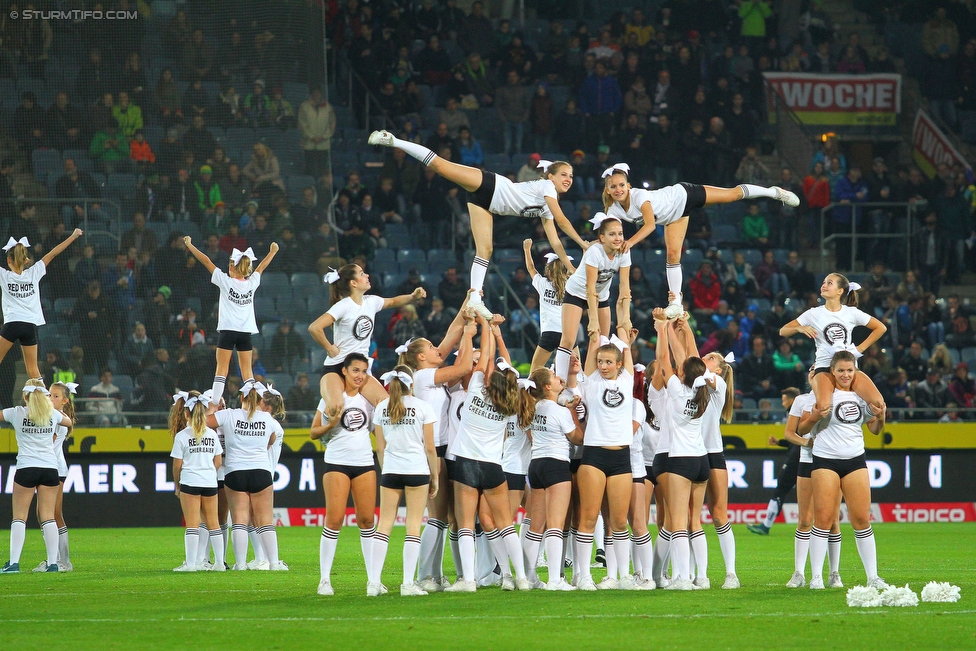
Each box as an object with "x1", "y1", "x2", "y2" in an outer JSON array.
[
  {"x1": 169, "y1": 394, "x2": 188, "y2": 435},
  {"x1": 329, "y1": 263, "x2": 361, "y2": 303},
  {"x1": 186, "y1": 390, "x2": 206, "y2": 444},
  {"x1": 234, "y1": 255, "x2": 253, "y2": 278},
  {"x1": 24, "y1": 380, "x2": 53, "y2": 427},
  {"x1": 386, "y1": 365, "x2": 413, "y2": 424},
  {"x1": 544, "y1": 258, "x2": 568, "y2": 303},
  {"x1": 263, "y1": 391, "x2": 286, "y2": 421},
  {"x1": 486, "y1": 367, "x2": 520, "y2": 418},
  {"x1": 832, "y1": 273, "x2": 859, "y2": 307},
  {"x1": 681, "y1": 357, "x2": 710, "y2": 420},
  {"x1": 242, "y1": 390, "x2": 261, "y2": 421},
  {"x1": 398, "y1": 338, "x2": 431, "y2": 370},
  {"x1": 516, "y1": 381, "x2": 537, "y2": 430},
  {"x1": 710, "y1": 356, "x2": 735, "y2": 423},
  {"x1": 7, "y1": 243, "x2": 30, "y2": 273}
]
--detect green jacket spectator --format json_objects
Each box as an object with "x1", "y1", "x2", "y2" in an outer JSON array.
[
  {"x1": 738, "y1": 1, "x2": 772, "y2": 38},
  {"x1": 742, "y1": 206, "x2": 769, "y2": 245},
  {"x1": 112, "y1": 92, "x2": 144, "y2": 137},
  {"x1": 90, "y1": 125, "x2": 130, "y2": 162},
  {"x1": 194, "y1": 165, "x2": 222, "y2": 214}
]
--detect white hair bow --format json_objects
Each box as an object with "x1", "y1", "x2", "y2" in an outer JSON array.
[
  {"x1": 202, "y1": 389, "x2": 215, "y2": 403},
  {"x1": 589, "y1": 212, "x2": 619, "y2": 230},
  {"x1": 23, "y1": 384, "x2": 49, "y2": 395},
  {"x1": 848, "y1": 282, "x2": 861, "y2": 292},
  {"x1": 240, "y1": 380, "x2": 268, "y2": 397},
  {"x1": 544, "y1": 252, "x2": 573, "y2": 264},
  {"x1": 230, "y1": 247, "x2": 256, "y2": 265},
  {"x1": 599, "y1": 335, "x2": 627, "y2": 351},
  {"x1": 601, "y1": 163, "x2": 630, "y2": 178},
  {"x1": 517, "y1": 378, "x2": 536, "y2": 390},
  {"x1": 264, "y1": 382, "x2": 282, "y2": 397},
  {"x1": 395, "y1": 338, "x2": 414, "y2": 355},
  {"x1": 724, "y1": 351, "x2": 736, "y2": 364},
  {"x1": 495, "y1": 358, "x2": 519, "y2": 377},
  {"x1": 185, "y1": 394, "x2": 210, "y2": 410},
  {"x1": 173, "y1": 391, "x2": 190, "y2": 405},
  {"x1": 692, "y1": 370, "x2": 717, "y2": 389},
  {"x1": 60, "y1": 382, "x2": 79, "y2": 395},
  {"x1": 3, "y1": 236, "x2": 30, "y2": 252},
  {"x1": 323, "y1": 267, "x2": 340, "y2": 284},
  {"x1": 537, "y1": 159, "x2": 553, "y2": 172},
  {"x1": 380, "y1": 370, "x2": 413, "y2": 388},
  {"x1": 634, "y1": 364, "x2": 646, "y2": 373}
]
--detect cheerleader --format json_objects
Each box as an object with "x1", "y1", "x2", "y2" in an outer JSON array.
[
  {"x1": 1, "y1": 381, "x2": 73, "y2": 573},
  {"x1": 200, "y1": 389, "x2": 232, "y2": 567},
  {"x1": 171, "y1": 391, "x2": 215, "y2": 568},
  {"x1": 647, "y1": 321, "x2": 675, "y2": 588},
  {"x1": 601, "y1": 164, "x2": 799, "y2": 318},
  {"x1": 553, "y1": 213, "x2": 631, "y2": 383},
  {"x1": 310, "y1": 263, "x2": 427, "y2": 427},
  {"x1": 522, "y1": 239, "x2": 572, "y2": 370},
  {"x1": 562, "y1": 349, "x2": 586, "y2": 579},
  {"x1": 368, "y1": 128, "x2": 587, "y2": 319},
  {"x1": 310, "y1": 353, "x2": 377, "y2": 596},
  {"x1": 206, "y1": 381, "x2": 285, "y2": 572},
  {"x1": 184, "y1": 237, "x2": 279, "y2": 405},
  {"x1": 0, "y1": 230, "x2": 83, "y2": 380},
  {"x1": 501, "y1": 413, "x2": 532, "y2": 581},
  {"x1": 444, "y1": 315, "x2": 532, "y2": 592},
  {"x1": 573, "y1": 298, "x2": 638, "y2": 591},
  {"x1": 38, "y1": 381, "x2": 77, "y2": 572},
  {"x1": 261, "y1": 383, "x2": 287, "y2": 570},
  {"x1": 370, "y1": 366, "x2": 439, "y2": 596},
  {"x1": 171, "y1": 392, "x2": 225, "y2": 572},
  {"x1": 397, "y1": 308, "x2": 478, "y2": 592},
  {"x1": 779, "y1": 274, "x2": 887, "y2": 416},
  {"x1": 799, "y1": 351, "x2": 887, "y2": 590},
  {"x1": 628, "y1": 373, "x2": 656, "y2": 590}
]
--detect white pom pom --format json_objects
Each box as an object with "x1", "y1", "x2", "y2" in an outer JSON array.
[
  {"x1": 846, "y1": 585, "x2": 883, "y2": 607},
  {"x1": 880, "y1": 584, "x2": 919, "y2": 607},
  {"x1": 921, "y1": 581, "x2": 962, "y2": 603}
]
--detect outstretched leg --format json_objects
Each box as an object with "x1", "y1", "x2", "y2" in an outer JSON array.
[
  {"x1": 704, "y1": 184, "x2": 799, "y2": 207},
  {"x1": 664, "y1": 217, "x2": 689, "y2": 319}
]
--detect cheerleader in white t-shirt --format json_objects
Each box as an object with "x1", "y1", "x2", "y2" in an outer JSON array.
[
  {"x1": 368, "y1": 129, "x2": 588, "y2": 319},
  {"x1": 257, "y1": 383, "x2": 287, "y2": 570},
  {"x1": 1, "y1": 380, "x2": 73, "y2": 574},
  {"x1": 171, "y1": 392, "x2": 224, "y2": 572},
  {"x1": 646, "y1": 321, "x2": 676, "y2": 588},
  {"x1": 184, "y1": 237, "x2": 279, "y2": 404},
  {"x1": 601, "y1": 163, "x2": 799, "y2": 318},
  {"x1": 206, "y1": 381, "x2": 284, "y2": 572},
  {"x1": 309, "y1": 263, "x2": 427, "y2": 428},
  {"x1": 370, "y1": 366, "x2": 439, "y2": 597},
  {"x1": 522, "y1": 238, "x2": 573, "y2": 370},
  {"x1": 0, "y1": 230, "x2": 82, "y2": 381},
  {"x1": 780, "y1": 273, "x2": 887, "y2": 416},
  {"x1": 553, "y1": 213, "x2": 632, "y2": 383},
  {"x1": 798, "y1": 351, "x2": 887, "y2": 590},
  {"x1": 38, "y1": 381, "x2": 76, "y2": 572},
  {"x1": 310, "y1": 353, "x2": 378, "y2": 596},
  {"x1": 628, "y1": 387, "x2": 656, "y2": 590}
]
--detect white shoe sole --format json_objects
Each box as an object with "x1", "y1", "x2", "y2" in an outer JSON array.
[
  {"x1": 368, "y1": 130, "x2": 394, "y2": 147},
  {"x1": 774, "y1": 186, "x2": 800, "y2": 207}
]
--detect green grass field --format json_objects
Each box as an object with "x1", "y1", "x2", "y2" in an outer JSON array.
[{"x1": 0, "y1": 524, "x2": 972, "y2": 650}]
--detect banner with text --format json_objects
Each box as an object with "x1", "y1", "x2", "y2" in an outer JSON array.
[
  {"x1": 911, "y1": 110, "x2": 973, "y2": 178},
  {"x1": 764, "y1": 72, "x2": 902, "y2": 125}
]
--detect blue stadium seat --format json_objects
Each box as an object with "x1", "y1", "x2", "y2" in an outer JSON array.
[
  {"x1": 254, "y1": 297, "x2": 277, "y2": 321},
  {"x1": 261, "y1": 322, "x2": 281, "y2": 339},
  {"x1": 772, "y1": 248, "x2": 790, "y2": 264},
  {"x1": 114, "y1": 375, "x2": 134, "y2": 402},
  {"x1": 484, "y1": 153, "x2": 511, "y2": 172},
  {"x1": 713, "y1": 224, "x2": 738, "y2": 245},
  {"x1": 31, "y1": 149, "x2": 61, "y2": 179},
  {"x1": 755, "y1": 298, "x2": 772, "y2": 318},
  {"x1": 396, "y1": 249, "x2": 427, "y2": 268},
  {"x1": 426, "y1": 250, "x2": 459, "y2": 275},
  {"x1": 261, "y1": 271, "x2": 291, "y2": 294},
  {"x1": 962, "y1": 347, "x2": 976, "y2": 368},
  {"x1": 308, "y1": 294, "x2": 331, "y2": 317},
  {"x1": 277, "y1": 296, "x2": 308, "y2": 321},
  {"x1": 265, "y1": 372, "x2": 294, "y2": 395},
  {"x1": 494, "y1": 248, "x2": 522, "y2": 264},
  {"x1": 291, "y1": 272, "x2": 325, "y2": 295},
  {"x1": 643, "y1": 249, "x2": 666, "y2": 273},
  {"x1": 741, "y1": 249, "x2": 762, "y2": 268},
  {"x1": 385, "y1": 223, "x2": 412, "y2": 247},
  {"x1": 54, "y1": 298, "x2": 76, "y2": 322},
  {"x1": 147, "y1": 222, "x2": 170, "y2": 242},
  {"x1": 682, "y1": 248, "x2": 704, "y2": 274},
  {"x1": 310, "y1": 348, "x2": 328, "y2": 369}
]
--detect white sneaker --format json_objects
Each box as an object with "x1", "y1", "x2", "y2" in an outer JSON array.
[
  {"x1": 828, "y1": 572, "x2": 844, "y2": 588},
  {"x1": 231, "y1": 563, "x2": 248, "y2": 571},
  {"x1": 418, "y1": 577, "x2": 442, "y2": 593},
  {"x1": 212, "y1": 562, "x2": 226, "y2": 572},
  {"x1": 173, "y1": 562, "x2": 197, "y2": 572},
  {"x1": 664, "y1": 302, "x2": 684, "y2": 320},
  {"x1": 570, "y1": 572, "x2": 580, "y2": 587},
  {"x1": 546, "y1": 578, "x2": 577, "y2": 591},
  {"x1": 596, "y1": 576, "x2": 619, "y2": 590},
  {"x1": 439, "y1": 576, "x2": 451, "y2": 589},
  {"x1": 367, "y1": 130, "x2": 395, "y2": 147},
  {"x1": 366, "y1": 581, "x2": 387, "y2": 597},
  {"x1": 199, "y1": 562, "x2": 214, "y2": 571},
  {"x1": 577, "y1": 576, "x2": 598, "y2": 591},
  {"x1": 665, "y1": 578, "x2": 694, "y2": 591},
  {"x1": 515, "y1": 577, "x2": 532, "y2": 591},
  {"x1": 693, "y1": 577, "x2": 711, "y2": 590},
  {"x1": 656, "y1": 577, "x2": 671, "y2": 589},
  {"x1": 400, "y1": 582, "x2": 429, "y2": 596},
  {"x1": 773, "y1": 186, "x2": 801, "y2": 207},
  {"x1": 271, "y1": 561, "x2": 289, "y2": 571},
  {"x1": 467, "y1": 292, "x2": 494, "y2": 321},
  {"x1": 618, "y1": 575, "x2": 638, "y2": 590},
  {"x1": 635, "y1": 577, "x2": 657, "y2": 590},
  {"x1": 247, "y1": 560, "x2": 270, "y2": 571},
  {"x1": 809, "y1": 575, "x2": 825, "y2": 590},
  {"x1": 722, "y1": 573, "x2": 740, "y2": 590},
  {"x1": 444, "y1": 579, "x2": 477, "y2": 593},
  {"x1": 500, "y1": 575, "x2": 516, "y2": 591},
  {"x1": 786, "y1": 571, "x2": 806, "y2": 588},
  {"x1": 58, "y1": 561, "x2": 73, "y2": 573},
  {"x1": 32, "y1": 560, "x2": 49, "y2": 573},
  {"x1": 867, "y1": 576, "x2": 889, "y2": 590},
  {"x1": 528, "y1": 577, "x2": 546, "y2": 590},
  {"x1": 317, "y1": 579, "x2": 334, "y2": 596}
]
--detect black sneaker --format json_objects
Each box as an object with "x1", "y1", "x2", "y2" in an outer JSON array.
[{"x1": 594, "y1": 548, "x2": 606, "y2": 568}]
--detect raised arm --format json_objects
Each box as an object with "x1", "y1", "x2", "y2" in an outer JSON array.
[
  {"x1": 584, "y1": 328, "x2": 601, "y2": 376},
  {"x1": 523, "y1": 238, "x2": 539, "y2": 278},
  {"x1": 541, "y1": 213, "x2": 576, "y2": 272},
  {"x1": 308, "y1": 312, "x2": 339, "y2": 357},
  {"x1": 617, "y1": 265, "x2": 632, "y2": 330},
  {"x1": 492, "y1": 321, "x2": 511, "y2": 365},
  {"x1": 655, "y1": 313, "x2": 674, "y2": 383},
  {"x1": 254, "y1": 242, "x2": 279, "y2": 275},
  {"x1": 585, "y1": 263, "x2": 601, "y2": 338},
  {"x1": 473, "y1": 315, "x2": 492, "y2": 375},
  {"x1": 433, "y1": 317, "x2": 477, "y2": 386},
  {"x1": 41, "y1": 228, "x2": 83, "y2": 267},
  {"x1": 615, "y1": 298, "x2": 634, "y2": 375},
  {"x1": 383, "y1": 286, "x2": 427, "y2": 310},
  {"x1": 183, "y1": 236, "x2": 217, "y2": 274},
  {"x1": 856, "y1": 317, "x2": 888, "y2": 354}
]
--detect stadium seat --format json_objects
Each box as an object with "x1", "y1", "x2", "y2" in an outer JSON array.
[
  {"x1": 962, "y1": 347, "x2": 976, "y2": 368},
  {"x1": 682, "y1": 248, "x2": 704, "y2": 273},
  {"x1": 494, "y1": 248, "x2": 523, "y2": 264},
  {"x1": 310, "y1": 348, "x2": 328, "y2": 369},
  {"x1": 54, "y1": 298, "x2": 76, "y2": 322},
  {"x1": 114, "y1": 375, "x2": 134, "y2": 402},
  {"x1": 772, "y1": 248, "x2": 790, "y2": 264},
  {"x1": 276, "y1": 296, "x2": 308, "y2": 320},
  {"x1": 396, "y1": 249, "x2": 427, "y2": 268},
  {"x1": 308, "y1": 294, "x2": 331, "y2": 316},
  {"x1": 31, "y1": 149, "x2": 61, "y2": 178},
  {"x1": 713, "y1": 224, "x2": 738, "y2": 245},
  {"x1": 261, "y1": 271, "x2": 291, "y2": 294},
  {"x1": 741, "y1": 398, "x2": 757, "y2": 411},
  {"x1": 254, "y1": 297, "x2": 277, "y2": 321},
  {"x1": 484, "y1": 153, "x2": 511, "y2": 172},
  {"x1": 261, "y1": 322, "x2": 280, "y2": 339},
  {"x1": 741, "y1": 249, "x2": 762, "y2": 268},
  {"x1": 265, "y1": 372, "x2": 294, "y2": 395}
]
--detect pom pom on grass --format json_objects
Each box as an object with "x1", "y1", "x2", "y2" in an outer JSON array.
[
  {"x1": 921, "y1": 582, "x2": 961, "y2": 603},
  {"x1": 847, "y1": 585, "x2": 883, "y2": 607},
  {"x1": 880, "y1": 584, "x2": 919, "y2": 607}
]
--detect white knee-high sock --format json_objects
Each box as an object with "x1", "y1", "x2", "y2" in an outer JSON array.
[
  {"x1": 390, "y1": 135, "x2": 437, "y2": 166},
  {"x1": 574, "y1": 531, "x2": 594, "y2": 580},
  {"x1": 604, "y1": 535, "x2": 617, "y2": 578},
  {"x1": 475, "y1": 528, "x2": 497, "y2": 581},
  {"x1": 523, "y1": 529, "x2": 543, "y2": 578},
  {"x1": 184, "y1": 528, "x2": 199, "y2": 566},
  {"x1": 518, "y1": 517, "x2": 531, "y2": 566},
  {"x1": 563, "y1": 529, "x2": 574, "y2": 575},
  {"x1": 690, "y1": 529, "x2": 708, "y2": 580},
  {"x1": 258, "y1": 525, "x2": 278, "y2": 565},
  {"x1": 631, "y1": 535, "x2": 642, "y2": 576},
  {"x1": 670, "y1": 530, "x2": 690, "y2": 581},
  {"x1": 222, "y1": 522, "x2": 230, "y2": 559},
  {"x1": 612, "y1": 531, "x2": 631, "y2": 578},
  {"x1": 794, "y1": 528, "x2": 811, "y2": 574},
  {"x1": 763, "y1": 498, "x2": 781, "y2": 529},
  {"x1": 359, "y1": 526, "x2": 376, "y2": 577},
  {"x1": 458, "y1": 528, "x2": 476, "y2": 582},
  {"x1": 210, "y1": 529, "x2": 225, "y2": 569},
  {"x1": 248, "y1": 525, "x2": 266, "y2": 562},
  {"x1": 418, "y1": 518, "x2": 446, "y2": 580},
  {"x1": 403, "y1": 534, "x2": 422, "y2": 584},
  {"x1": 431, "y1": 522, "x2": 447, "y2": 580},
  {"x1": 594, "y1": 513, "x2": 605, "y2": 549},
  {"x1": 210, "y1": 376, "x2": 226, "y2": 404},
  {"x1": 738, "y1": 183, "x2": 778, "y2": 199},
  {"x1": 449, "y1": 529, "x2": 462, "y2": 579},
  {"x1": 9, "y1": 519, "x2": 26, "y2": 564},
  {"x1": 231, "y1": 524, "x2": 248, "y2": 566},
  {"x1": 370, "y1": 531, "x2": 390, "y2": 584},
  {"x1": 501, "y1": 525, "x2": 526, "y2": 580},
  {"x1": 652, "y1": 528, "x2": 671, "y2": 581},
  {"x1": 554, "y1": 347, "x2": 572, "y2": 382},
  {"x1": 469, "y1": 256, "x2": 489, "y2": 293},
  {"x1": 808, "y1": 526, "x2": 829, "y2": 581},
  {"x1": 197, "y1": 524, "x2": 210, "y2": 565},
  {"x1": 854, "y1": 527, "x2": 878, "y2": 581},
  {"x1": 666, "y1": 263, "x2": 683, "y2": 303},
  {"x1": 485, "y1": 528, "x2": 510, "y2": 577},
  {"x1": 715, "y1": 521, "x2": 736, "y2": 575},
  {"x1": 632, "y1": 532, "x2": 653, "y2": 578},
  {"x1": 57, "y1": 526, "x2": 69, "y2": 564},
  {"x1": 319, "y1": 527, "x2": 339, "y2": 582},
  {"x1": 828, "y1": 532, "x2": 842, "y2": 574},
  {"x1": 545, "y1": 529, "x2": 564, "y2": 582},
  {"x1": 40, "y1": 520, "x2": 59, "y2": 567}
]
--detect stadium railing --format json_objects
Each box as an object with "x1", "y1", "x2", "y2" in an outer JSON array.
[
  {"x1": 2, "y1": 197, "x2": 123, "y2": 254},
  {"x1": 763, "y1": 78, "x2": 816, "y2": 182},
  {"x1": 818, "y1": 201, "x2": 915, "y2": 273}
]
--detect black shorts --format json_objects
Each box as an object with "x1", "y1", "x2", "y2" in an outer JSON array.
[
  {"x1": 563, "y1": 293, "x2": 610, "y2": 310},
  {"x1": 322, "y1": 362, "x2": 344, "y2": 377},
  {"x1": 217, "y1": 480, "x2": 225, "y2": 491},
  {"x1": 814, "y1": 367, "x2": 831, "y2": 376},
  {"x1": 452, "y1": 455, "x2": 506, "y2": 490},
  {"x1": 14, "y1": 466, "x2": 59, "y2": 488},
  {"x1": 323, "y1": 463, "x2": 375, "y2": 480},
  {"x1": 538, "y1": 331, "x2": 560, "y2": 352},
  {"x1": 505, "y1": 472, "x2": 526, "y2": 491},
  {"x1": 644, "y1": 465, "x2": 656, "y2": 486},
  {"x1": 707, "y1": 451, "x2": 727, "y2": 470},
  {"x1": 445, "y1": 457, "x2": 456, "y2": 481},
  {"x1": 216, "y1": 330, "x2": 252, "y2": 352},
  {"x1": 651, "y1": 452, "x2": 670, "y2": 481},
  {"x1": 436, "y1": 444, "x2": 448, "y2": 458},
  {"x1": 633, "y1": 475, "x2": 645, "y2": 483},
  {"x1": 223, "y1": 469, "x2": 273, "y2": 493},
  {"x1": 798, "y1": 461, "x2": 813, "y2": 479},
  {"x1": 580, "y1": 446, "x2": 631, "y2": 477},
  {"x1": 528, "y1": 457, "x2": 572, "y2": 489},
  {"x1": 678, "y1": 182, "x2": 707, "y2": 212},
  {"x1": 569, "y1": 458, "x2": 582, "y2": 473},
  {"x1": 812, "y1": 453, "x2": 867, "y2": 479},
  {"x1": 381, "y1": 473, "x2": 430, "y2": 489},
  {"x1": 668, "y1": 455, "x2": 710, "y2": 483},
  {"x1": 0, "y1": 321, "x2": 38, "y2": 347},
  {"x1": 180, "y1": 484, "x2": 219, "y2": 497},
  {"x1": 468, "y1": 169, "x2": 497, "y2": 212},
  {"x1": 59, "y1": 476, "x2": 67, "y2": 483}
]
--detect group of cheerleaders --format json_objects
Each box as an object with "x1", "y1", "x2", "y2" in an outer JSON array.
[{"x1": 1, "y1": 130, "x2": 888, "y2": 597}]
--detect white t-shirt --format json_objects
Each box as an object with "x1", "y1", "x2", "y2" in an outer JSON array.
[
  {"x1": 324, "y1": 295, "x2": 385, "y2": 365},
  {"x1": 412, "y1": 367, "x2": 453, "y2": 447},
  {"x1": 268, "y1": 424, "x2": 284, "y2": 473},
  {"x1": 630, "y1": 401, "x2": 647, "y2": 477},
  {"x1": 0, "y1": 261, "x2": 46, "y2": 325},
  {"x1": 666, "y1": 375, "x2": 710, "y2": 458},
  {"x1": 171, "y1": 426, "x2": 222, "y2": 488},
  {"x1": 451, "y1": 372, "x2": 511, "y2": 464},
  {"x1": 647, "y1": 384, "x2": 671, "y2": 455},
  {"x1": 564, "y1": 244, "x2": 631, "y2": 302},
  {"x1": 374, "y1": 395, "x2": 436, "y2": 475},
  {"x1": 790, "y1": 392, "x2": 816, "y2": 463},
  {"x1": 530, "y1": 399, "x2": 576, "y2": 462},
  {"x1": 489, "y1": 177, "x2": 558, "y2": 220},
  {"x1": 812, "y1": 389, "x2": 872, "y2": 460},
  {"x1": 211, "y1": 269, "x2": 261, "y2": 334},
  {"x1": 214, "y1": 414, "x2": 227, "y2": 481},
  {"x1": 700, "y1": 376, "x2": 728, "y2": 454},
  {"x1": 559, "y1": 384, "x2": 586, "y2": 460},
  {"x1": 531, "y1": 274, "x2": 562, "y2": 333},
  {"x1": 796, "y1": 305, "x2": 872, "y2": 369},
  {"x1": 5, "y1": 406, "x2": 59, "y2": 470},
  {"x1": 54, "y1": 422, "x2": 69, "y2": 476},
  {"x1": 583, "y1": 369, "x2": 634, "y2": 447},
  {"x1": 214, "y1": 408, "x2": 282, "y2": 474},
  {"x1": 607, "y1": 186, "x2": 687, "y2": 228},
  {"x1": 317, "y1": 394, "x2": 375, "y2": 467},
  {"x1": 501, "y1": 419, "x2": 531, "y2": 475},
  {"x1": 445, "y1": 385, "x2": 467, "y2": 461}
]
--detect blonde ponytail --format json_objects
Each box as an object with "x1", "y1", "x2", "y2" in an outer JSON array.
[
  {"x1": 386, "y1": 365, "x2": 413, "y2": 424},
  {"x1": 24, "y1": 380, "x2": 53, "y2": 427},
  {"x1": 7, "y1": 243, "x2": 30, "y2": 273},
  {"x1": 186, "y1": 390, "x2": 206, "y2": 444}
]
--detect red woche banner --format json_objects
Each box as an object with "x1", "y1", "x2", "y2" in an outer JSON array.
[
  {"x1": 764, "y1": 72, "x2": 902, "y2": 125},
  {"x1": 912, "y1": 110, "x2": 973, "y2": 178}
]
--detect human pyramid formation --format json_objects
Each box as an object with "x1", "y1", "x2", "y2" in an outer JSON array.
[{"x1": 1, "y1": 130, "x2": 892, "y2": 599}]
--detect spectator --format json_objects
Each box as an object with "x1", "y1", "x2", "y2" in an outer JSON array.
[
  {"x1": 154, "y1": 68, "x2": 184, "y2": 126},
  {"x1": 8, "y1": 202, "x2": 42, "y2": 252},
  {"x1": 930, "y1": 343, "x2": 955, "y2": 377},
  {"x1": 87, "y1": 369, "x2": 127, "y2": 427},
  {"x1": 832, "y1": 166, "x2": 869, "y2": 269},
  {"x1": 215, "y1": 83, "x2": 244, "y2": 128},
  {"x1": 120, "y1": 322, "x2": 154, "y2": 376},
  {"x1": 46, "y1": 91, "x2": 86, "y2": 151},
  {"x1": 739, "y1": 335, "x2": 778, "y2": 399},
  {"x1": 723, "y1": 251, "x2": 759, "y2": 296},
  {"x1": 912, "y1": 366, "x2": 951, "y2": 419},
  {"x1": 923, "y1": 6, "x2": 960, "y2": 58},
  {"x1": 739, "y1": 303, "x2": 765, "y2": 340},
  {"x1": 835, "y1": 46, "x2": 867, "y2": 74},
  {"x1": 267, "y1": 318, "x2": 307, "y2": 374},
  {"x1": 89, "y1": 122, "x2": 130, "y2": 174},
  {"x1": 681, "y1": 119, "x2": 709, "y2": 184},
  {"x1": 773, "y1": 339, "x2": 805, "y2": 389},
  {"x1": 530, "y1": 82, "x2": 554, "y2": 153},
  {"x1": 54, "y1": 158, "x2": 102, "y2": 227},
  {"x1": 895, "y1": 270, "x2": 925, "y2": 303},
  {"x1": 878, "y1": 368, "x2": 912, "y2": 412},
  {"x1": 434, "y1": 266, "x2": 466, "y2": 311},
  {"x1": 735, "y1": 146, "x2": 771, "y2": 186},
  {"x1": 755, "y1": 250, "x2": 790, "y2": 298},
  {"x1": 424, "y1": 297, "x2": 457, "y2": 344},
  {"x1": 923, "y1": 45, "x2": 963, "y2": 129},
  {"x1": 646, "y1": 113, "x2": 681, "y2": 188},
  {"x1": 946, "y1": 315, "x2": 976, "y2": 350},
  {"x1": 742, "y1": 203, "x2": 770, "y2": 248},
  {"x1": 242, "y1": 143, "x2": 285, "y2": 195},
  {"x1": 899, "y1": 340, "x2": 929, "y2": 384},
  {"x1": 738, "y1": 1, "x2": 773, "y2": 52},
  {"x1": 457, "y1": 127, "x2": 484, "y2": 167},
  {"x1": 128, "y1": 129, "x2": 155, "y2": 173},
  {"x1": 689, "y1": 260, "x2": 722, "y2": 320},
  {"x1": 704, "y1": 117, "x2": 735, "y2": 187},
  {"x1": 244, "y1": 79, "x2": 272, "y2": 127},
  {"x1": 802, "y1": 161, "x2": 832, "y2": 247},
  {"x1": 711, "y1": 300, "x2": 735, "y2": 331},
  {"x1": 913, "y1": 211, "x2": 949, "y2": 295},
  {"x1": 194, "y1": 165, "x2": 222, "y2": 219},
  {"x1": 392, "y1": 303, "x2": 427, "y2": 345},
  {"x1": 307, "y1": 221, "x2": 341, "y2": 272},
  {"x1": 516, "y1": 153, "x2": 543, "y2": 183},
  {"x1": 12, "y1": 92, "x2": 46, "y2": 152},
  {"x1": 102, "y1": 251, "x2": 136, "y2": 328},
  {"x1": 268, "y1": 87, "x2": 295, "y2": 129},
  {"x1": 495, "y1": 70, "x2": 531, "y2": 156},
  {"x1": 295, "y1": 88, "x2": 336, "y2": 178},
  {"x1": 339, "y1": 222, "x2": 375, "y2": 262},
  {"x1": 219, "y1": 164, "x2": 251, "y2": 214},
  {"x1": 459, "y1": 1, "x2": 495, "y2": 59},
  {"x1": 934, "y1": 183, "x2": 974, "y2": 283},
  {"x1": 132, "y1": 350, "x2": 177, "y2": 415},
  {"x1": 782, "y1": 250, "x2": 815, "y2": 297},
  {"x1": 415, "y1": 34, "x2": 452, "y2": 86},
  {"x1": 286, "y1": 372, "x2": 319, "y2": 424},
  {"x1": 76, "y1": 281, "x2": 115, "y2": 374},
  {"x1": 579, "y1": 61, "x2": 622, "y2": 153}
]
